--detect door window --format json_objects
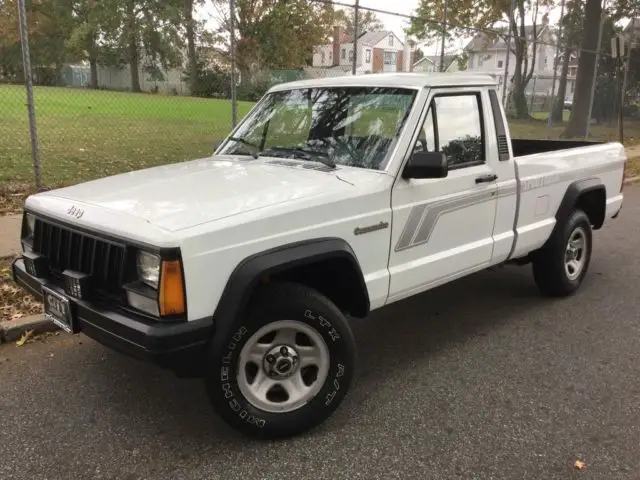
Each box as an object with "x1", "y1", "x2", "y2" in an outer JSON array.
[{"x1": 416, "y1": 93, "x2": 485, "y2": 169}]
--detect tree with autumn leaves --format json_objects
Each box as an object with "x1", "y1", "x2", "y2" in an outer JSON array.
[
  {"x1": 408, "y1": 0, "x2": 638, "y2": 137},
  {"x1": 0, "y1": 0, "x2": 361, "y2": 94},
  {"x1": 408, "y1": 0, "x2": 555, "y2": 120}
]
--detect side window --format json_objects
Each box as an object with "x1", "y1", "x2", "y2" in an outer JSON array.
[
  {"x1": 415, "y1": 106, "x2": 436, "y2": 153},
  {"x1": 413, "y1": 93, "x2": 485, "y2": 169}
]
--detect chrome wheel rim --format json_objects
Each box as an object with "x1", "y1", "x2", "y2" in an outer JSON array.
[
  {"x1": 237, "y1": 320, "x2": 330, "y2": 413},
  {"x1": 565, "y1": 227, "x2": 587, "y2": 281}
]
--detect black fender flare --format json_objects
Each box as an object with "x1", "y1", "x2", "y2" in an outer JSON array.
[
  {"x1": 211, "y1": 237, "x2": 369, "y2": 347},
  {"x1": 548, "y1": 177, "x2": 605, "y2": 242}
]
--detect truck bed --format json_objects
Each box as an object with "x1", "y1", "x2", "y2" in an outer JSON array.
[{"x1": 511, "y1": 138, "x2": 602, "y2": 157}]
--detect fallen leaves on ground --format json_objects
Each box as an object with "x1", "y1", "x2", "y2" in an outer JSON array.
[
  {"x1": 0, "y1": 256, "x2": 43, "y2": 323},
  {"x1": 0, "y1": 182, "x2": 36, "y2": 216},
  {"x1": 574, "y1": 459, "x2": 586, "y2": 470},
  {"x1": 16, "y1": 329, "x2": 33, "y2": 346}
]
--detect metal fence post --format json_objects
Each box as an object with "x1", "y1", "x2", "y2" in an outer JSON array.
[
  {"x1": 17, "y1": 0, "x2": 42, "y2": 191},
  {"x1": 529, "y1": 75, "x2": 537, "y2": 114},
  {"x1": 352, "y1": 0, "x2": 359, "y2": 75},
  {"x1": 230, "y1": 0, "x2": 237, "y2": 128}
]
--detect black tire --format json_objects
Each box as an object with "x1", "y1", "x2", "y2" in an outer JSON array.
[
  {"x1": 204, "y1": 281, "x2": 355, "y2": 439},
  {"x1": 532, "y1": 209, "x2": 593, "y2": 297}
]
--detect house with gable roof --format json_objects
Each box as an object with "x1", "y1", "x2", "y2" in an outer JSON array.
[{"x1": 311, "y1": 26, "x2": 414, "y2": 74}]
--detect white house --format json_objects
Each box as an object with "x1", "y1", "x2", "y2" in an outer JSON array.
[
  {"x1": 412, "y1": 54, "x2": 461, "y2": 73},
  {"x1": 462, "y1": 17, "x2": 573, "y2": 100},
  {"x1": 312, "y1": 27, "x2": 413, "y2": 74}
]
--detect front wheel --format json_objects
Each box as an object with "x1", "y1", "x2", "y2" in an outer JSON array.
[
  {"x1": 205, "y1": 282, "x2": 355, "y2": 439},
  {"x1": 532, "y1": 209, "x2": 593, "y2": 297}
]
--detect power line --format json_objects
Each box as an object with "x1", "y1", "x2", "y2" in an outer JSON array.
[{"x1": 307, "y1": 0, "x2": 618, "y2": 59}]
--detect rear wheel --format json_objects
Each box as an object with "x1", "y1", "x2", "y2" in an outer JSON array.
[
  {"x1": 532, "y1": 209, "x2": 593, "y2": 297},
  {"x1": 205, "y1": 282, "x2": 355, "y2": 439}
]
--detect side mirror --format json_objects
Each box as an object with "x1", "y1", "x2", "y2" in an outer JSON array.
[{"x1": 402, "y1": 151, "x2": 448, "y2": 179}]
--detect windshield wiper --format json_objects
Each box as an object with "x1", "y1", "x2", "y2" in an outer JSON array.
[
  {"x1": 227, "y1": 136, "x2": 260, "y2": 159},
  {"x1": 261, "y1": 146, "x2": 336, "y2": 169}
]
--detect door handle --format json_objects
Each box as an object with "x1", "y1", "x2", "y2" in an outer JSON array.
[{"x1": 475, "y1": 174, "x2": 498, "y2": 184}]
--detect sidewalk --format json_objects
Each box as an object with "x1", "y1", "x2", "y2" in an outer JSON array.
[{"x1": 0, "y1": 214, "x2": 22, "y2": 258}]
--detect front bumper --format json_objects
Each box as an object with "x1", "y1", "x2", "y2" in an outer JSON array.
[{"x1": 12, "y1": 258, "x2": 213, "y2": 374}]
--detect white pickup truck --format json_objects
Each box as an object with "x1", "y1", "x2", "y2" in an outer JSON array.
[{"x1": 13, "y1": 73, "x2": 626, "y2": 439}]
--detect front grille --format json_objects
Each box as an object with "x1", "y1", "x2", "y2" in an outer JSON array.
[{"x1": 32, "y1": 218, "x2": 127, "y2": 294}]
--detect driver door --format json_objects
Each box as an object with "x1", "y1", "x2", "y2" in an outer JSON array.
[{"x1": 387, "y1": 89, "x2": 498, "y2": 303}]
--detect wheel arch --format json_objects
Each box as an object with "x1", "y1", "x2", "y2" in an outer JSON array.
[
  {"x1": 553, "y1": 178, "x2": 606, "y2": 235},
  {"x1": 211, "y1": 237, "x2": 370, "y2": 346}
]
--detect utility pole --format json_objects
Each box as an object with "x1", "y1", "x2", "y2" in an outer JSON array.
[
  {"x1": 439, "y1": 0, "x2": 448, "y2": 71},
  {"x1": 352, "y1": 0, "x2": 359, "y2": 75},
  {"x1": 17, "y1": 0, "x2": 42, "y2": 190}
]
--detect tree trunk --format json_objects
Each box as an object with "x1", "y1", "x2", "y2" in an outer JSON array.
[
  {"x1": 508, "y1": 1, "x2": 534, "y2": 120},
  {"x1": 184, "y1": 0, "x2": 198, "y2": 94},
  {"x1": 511, "y1": 65, "x2": 530, "y2": 118},
  {"x1": 126, "y1": 0, "x2": 141, "y2": 93},
  {"x1": 89, "y1": 56, "x2": 99, "y2": 89},
  {"x1": 563, "y1": 0, "x2": 602, "y2": 138},
  {"x1": 88, "y1": 29, "x2": 99, "y2": 89},
  {"x1": 551, "y1": 48, "x2": 572, "y2": 122},
  {"x1": 129, "y1": 44, "x2": 141, "y2": 92}
]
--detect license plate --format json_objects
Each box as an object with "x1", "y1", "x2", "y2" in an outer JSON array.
[{"x1": 42, "y1": 286, "x2": 76, "y2": 334}]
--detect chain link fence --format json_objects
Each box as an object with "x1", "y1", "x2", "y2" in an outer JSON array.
[{"x1": 1, "y1": 0, "x2": 639, "y2": 210}]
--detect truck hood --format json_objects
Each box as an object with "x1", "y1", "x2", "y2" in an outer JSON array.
[{"x1": 31, "y1": 156, "x2": 361, "y2": 232}]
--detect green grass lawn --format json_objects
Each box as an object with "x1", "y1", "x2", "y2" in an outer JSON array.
[
  {"x1": 1, "y1": 85, "x2": 638, "y2": 214},
  {"x1": 0, "y1": 84, "x2": 254, "y2": 212}
]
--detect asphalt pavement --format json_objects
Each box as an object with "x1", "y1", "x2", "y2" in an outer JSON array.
[{"x1": 1, "y1": 187, "x2": 639, "y2": 480}]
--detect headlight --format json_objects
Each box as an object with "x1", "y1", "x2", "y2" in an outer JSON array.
[{"x1": 137, "y1": 251, "x2": 160, "y2": 289}]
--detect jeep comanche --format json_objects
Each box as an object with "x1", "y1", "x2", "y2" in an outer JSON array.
[{"x1": 12, "y1": 73, "x2": 626, "y2": 439}]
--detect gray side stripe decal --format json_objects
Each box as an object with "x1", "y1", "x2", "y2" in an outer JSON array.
[
  {"x1": 395, "y1": 162, "x2": 622, "y2": 253},
  {"x1": 395, "y1": 203, "x2": 427, "y2": 250},
  {"x1": 395, "y1": 189, "x2": 497, "y2": 252},
  {"x1": 412, "y1": 190, "x2": 493, "y2": 247}
]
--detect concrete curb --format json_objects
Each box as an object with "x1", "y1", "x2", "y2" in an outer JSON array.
[
  {"x1": 623, "y1": 175, "x2": 640, "y2": 185},
  {"x1": 0, "y1": 314, "x2": 59, "y2": 344}
]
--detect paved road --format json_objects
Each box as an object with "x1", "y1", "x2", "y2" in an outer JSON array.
[{"x1": 2, "y1": 187, "x2": 640, "y2": 480}]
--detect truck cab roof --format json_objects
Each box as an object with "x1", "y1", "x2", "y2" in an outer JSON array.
[{"x1": 267, "y1": 72, "x2": 500, "y2": 93}]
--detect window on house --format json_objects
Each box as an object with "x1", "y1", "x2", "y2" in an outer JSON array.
[
  {"x1": 321, "y1": 52, "x2": 326, "y2": 63},
  {"x1": 384, "y1": 51, "x2": 395, "y2": 65},
  {"x1": 366, "y1": 49, "x2": 371, "y2": 63},
  {"x1": 389, "y1": 34, "x2": 394, "y2": 46},
  {"x1": 341, "y1": 49, "x2": 346, "y2": 59},
  {"x1": 497, "y1": 60, "x2": 504, "y2": 68},
  {"x1": 349, "y1": 50, "x2": 354, "y2": 61},
  {"x1": 414, "y1": 93, "x2": 485, "y2": 169},
  {"x1": 544, "y1": 56, "x2": 548, "y2": 66}
]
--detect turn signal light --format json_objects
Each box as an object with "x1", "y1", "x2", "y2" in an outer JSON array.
[{"x1": 159, "y1": 259, "x2": 186, "y2": 316}]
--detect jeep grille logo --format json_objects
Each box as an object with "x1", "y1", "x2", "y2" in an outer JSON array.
[{"x1": 67, "y1": 205, "x2": 84, "y2": 219}]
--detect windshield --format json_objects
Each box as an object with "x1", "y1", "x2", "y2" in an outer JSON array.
[{"x1": 218, "y1": 86, "x2": 418, "y2": 170}]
